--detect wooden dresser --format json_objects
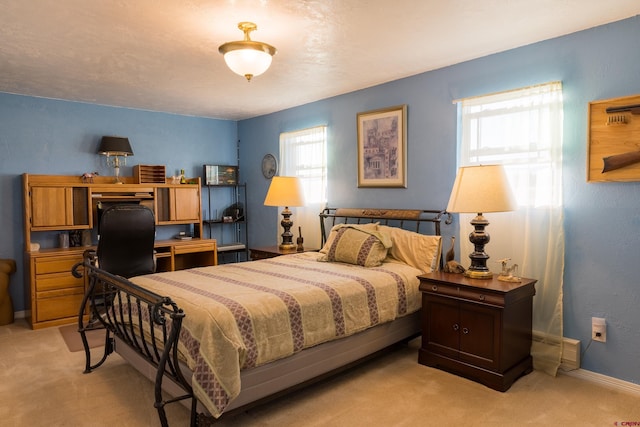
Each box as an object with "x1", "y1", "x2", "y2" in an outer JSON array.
[{"x1": 418, "y1": 271, "x2": 536, "y2": 391}]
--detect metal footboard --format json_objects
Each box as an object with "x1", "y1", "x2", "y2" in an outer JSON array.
[{"x1": 72, "y1": 255, "x2": 196, "y2": 427}]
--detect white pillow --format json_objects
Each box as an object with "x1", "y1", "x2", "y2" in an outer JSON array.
[{"x1": 379, "y1": 225, "x2": 442, "y2": 273}]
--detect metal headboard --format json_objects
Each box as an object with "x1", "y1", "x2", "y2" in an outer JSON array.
[{"x1": 319, "y1": 207, "x2": 452, "y2": 245}]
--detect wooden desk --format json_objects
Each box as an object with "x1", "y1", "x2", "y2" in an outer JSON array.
[
  {"x1": 154, "y1": 238, "x2": 217, "y2": 272},
  {"x1": 27, "y1": 238, "x2": 216, "y2": 329}
]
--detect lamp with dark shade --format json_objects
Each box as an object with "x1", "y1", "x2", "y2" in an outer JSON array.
[
  {"x1": 446, "y1": 164, "x2": 517, "y2": 279},
  {"x1": 98, "y1": 136, "x2": 133, "y2": 184},
  {"x1": 264, "y1": 176, "x2": 305, "y2": 249}
]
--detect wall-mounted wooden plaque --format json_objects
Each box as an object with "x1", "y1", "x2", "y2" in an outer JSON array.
[{"x1": 588, "y1": 94, "x2": 640, "y2": 182}]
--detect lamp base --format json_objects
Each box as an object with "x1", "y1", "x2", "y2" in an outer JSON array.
[
  {"x1": 464, "y1": 269, "x2": 494, "y2": 279},
  {"x1": 465, "y1": 213, "x2": 494, "y2": 280},
  {"x1": 112, "y1": 161, "x2": 124, "y2": 184},
  {"x1": 278, "y1": 207, "x2": 295, "y2": 249}
]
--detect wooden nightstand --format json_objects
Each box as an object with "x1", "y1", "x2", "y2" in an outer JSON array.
[
  {"x1": 418, "y1": 271, "x2": 536, "y2": 392},
  {"x1": 249, "y1": 246, "x2": 318, "y2": 261}
]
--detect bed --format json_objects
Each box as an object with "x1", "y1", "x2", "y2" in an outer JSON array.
[{"x1": 75, "y1": 207, "x2": 451, "y2": 426}]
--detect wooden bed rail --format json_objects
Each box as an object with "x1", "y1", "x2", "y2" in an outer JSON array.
[{"x1": 72, "y1": 254, "x2": 197, "y2": 427}]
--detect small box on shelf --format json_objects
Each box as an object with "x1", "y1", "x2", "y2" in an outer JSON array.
[{"x1": 134, "y1": 165, "x2": 166, "y2": 184}]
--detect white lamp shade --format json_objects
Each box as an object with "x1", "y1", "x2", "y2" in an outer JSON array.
[
  {"x1": 264, "y1": 176, "x2": 305, "y2": 207},
  {"x1": 223, "y1": 49, "x2": 273, "y2": 78},
  {"x1": 446, "y1": 165, "x2": 517, "y2": 213}
]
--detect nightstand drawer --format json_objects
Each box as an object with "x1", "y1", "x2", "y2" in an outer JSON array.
[{"x1": 423, "y1": 282, "x2": 504, "y2": 306}]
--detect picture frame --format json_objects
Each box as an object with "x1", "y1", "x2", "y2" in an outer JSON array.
[
  {"x1": 357, "y1": 105, "x2": 407, "y2": 188},
  {"x1": 587, "y1": 94, "x2": 640, "y2": 182},
  {"x1": 203, "y1": 165, "x2": 238, "y2": 186}
]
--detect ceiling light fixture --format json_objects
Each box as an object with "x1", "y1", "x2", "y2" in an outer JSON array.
[{"x1": 218, "y1": 22, "x2": 277, "y2": 82}]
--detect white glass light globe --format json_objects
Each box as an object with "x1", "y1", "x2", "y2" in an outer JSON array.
[{"x1": 224, "y1": 49, "x2": 273, "y2": 78}]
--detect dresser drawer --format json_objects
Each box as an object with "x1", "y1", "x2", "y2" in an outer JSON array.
[
  {"x1": 35, "y1": 271, "x2": 84, "y2": 292},
  {"x1": 36, "y1": 289, "x2": 85, "y2": 322},
  {"x1": 173, "y1": 242, "x2": 216, "y2": 255},
  {"x1": 34, "y1": 255, "x2": 82, "y2": 275}
]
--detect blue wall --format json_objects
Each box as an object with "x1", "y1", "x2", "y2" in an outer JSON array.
[
  {"x1": 0, "y1": 94, "x2": 237, "y2": 314},
  {"x1": 238, "y1": 16, "x2": 640, "y2": 384},
  {"x1": 2, "y1": 16, "x2": 638, "y2": 386}
]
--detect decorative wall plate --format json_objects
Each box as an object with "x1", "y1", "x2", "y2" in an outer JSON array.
[{"x1": 261, "y1": 153, "x2": 278, "y2": 179}]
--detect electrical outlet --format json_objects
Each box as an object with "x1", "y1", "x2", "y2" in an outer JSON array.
[{"x1": 592, "y1": 317, "x2": 606, "y2": 342}]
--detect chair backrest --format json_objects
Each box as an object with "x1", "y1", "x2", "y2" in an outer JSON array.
[{"x1": 97, "y1": 204, "x2": 156, "y2": 278}]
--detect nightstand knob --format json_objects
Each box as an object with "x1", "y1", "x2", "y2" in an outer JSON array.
[
  {"x1": 478, "y1": 294, "x2": 485, "y2": 301},
  {"x1": 462, "y1": 327, "x2": 470, "y2": 335},
  {"x1": 432, "y1": 285, "x2": 438, "y2": 291},
  {"x1": 453, "y1": 324, "x2": 459, "y2": 331}
]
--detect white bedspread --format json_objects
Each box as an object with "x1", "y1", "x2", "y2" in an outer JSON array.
[{"x1": 129, "y1": 252, "x2": 422, "y2": 417}]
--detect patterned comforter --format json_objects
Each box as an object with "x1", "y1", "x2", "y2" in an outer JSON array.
[{"x1": 129, "y1": 251, "x2": 423, "y2": 417}]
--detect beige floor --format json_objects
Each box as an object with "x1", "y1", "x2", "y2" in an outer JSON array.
[{"x1": 1, "y1": 318, "x2": 638, "y2": 427}]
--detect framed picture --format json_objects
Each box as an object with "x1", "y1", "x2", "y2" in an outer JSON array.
[
  {"x1": 357, "y1": 105, "x2": 407, "y2": 188},
  {"x1": 587, "y1": 94, "x2": 640, "y2": 182},
  {"x1": 203, "y1": 165, "x2": 238, "y2": 185}
]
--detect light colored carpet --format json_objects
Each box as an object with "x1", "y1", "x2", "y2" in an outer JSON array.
[{"x1": 1, "y1": 318, "x2": 639, "y2": 426}]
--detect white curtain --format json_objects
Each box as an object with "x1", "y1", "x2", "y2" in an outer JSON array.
[
  {"x1": 279, "y1": 126, "x2": 327, "y2": 250},
  {"x1": 458, "y1": 82, "x2": 565, "y2": 375}
]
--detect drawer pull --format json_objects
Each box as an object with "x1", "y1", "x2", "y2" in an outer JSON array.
[
  {"x1": 432, "y1": 285, "x2": 438, "y2": 291},
  {"x1": 478, "y1": 294, "x2": 485, "y2": 301},
  {"x1": 453, "y1": 324, "x2": 459, "y2": 331},
  {"x1": 462, "y1": 327, "x2": 469, "y2": 335}
]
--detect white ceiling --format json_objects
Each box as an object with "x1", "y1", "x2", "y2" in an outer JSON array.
[{"x1": 1, "y1": 1, "x2": 639, "y2": 120}]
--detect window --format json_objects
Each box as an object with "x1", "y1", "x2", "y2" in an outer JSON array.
[
  {"x1": 457, "y1": 82, "x2": 565, "y2": 376},
  {"x1": 279, "y1": 126, "x2": 327, "y2": 249},
  {"x1": 460, "y1": 82, "x2": 563, "y2": 207}
]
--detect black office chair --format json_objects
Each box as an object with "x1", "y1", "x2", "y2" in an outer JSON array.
[
  {"x1": 97, "y1": 204, "x2": 156, "y2": 278},
  {"x1": 73, "y1": 203, "x2": 156, "y2": 373}
]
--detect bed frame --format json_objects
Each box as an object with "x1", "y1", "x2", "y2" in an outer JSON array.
[{"x1": 74, "y1": 208, "x2": 450, "y2": 426}]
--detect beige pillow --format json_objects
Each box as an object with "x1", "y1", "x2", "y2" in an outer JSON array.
[
  {"x1": 319, "y1": 225, "x2": 391, "y2": 267},
  {"x1": 379, "y1": 225, "x2": 442, "y2": 273},
  {"x1": 319, "y1": 222, "x2": 379, "y2": 254}
]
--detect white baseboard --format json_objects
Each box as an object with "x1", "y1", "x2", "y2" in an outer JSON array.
[
  {"x1": 532, "y1": 332, "x2": 639, "y2": 395},
  {"x1": 561, "y1": 368, "x2": 640, "y2": 397},
  {"x1": 560, "y1": 337, "x2": 580, "y2": 371},
  {"x1": 532, "y1": 331, "x2": 580, "y2": 371},
  {"x1": 13, "y1": 310, "x2": 27, "y2": 320}
]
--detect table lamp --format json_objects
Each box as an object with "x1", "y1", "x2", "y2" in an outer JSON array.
[
  {"x1": 98, "y1": 136, "x2": 133, "y2": 184},
  {"x1": 264, "y1": 176, "x2": 305, "y2": 249},
  {"x1": 446, "y1": 164, "x2": 516, "y2": 279}
]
